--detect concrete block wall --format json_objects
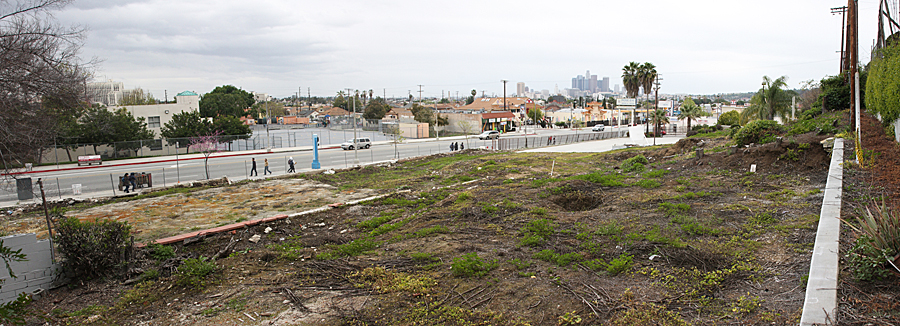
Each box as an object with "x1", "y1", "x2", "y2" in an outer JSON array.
[{"x1": 0, "y1": 233, "x2": 59, "y2": 304}]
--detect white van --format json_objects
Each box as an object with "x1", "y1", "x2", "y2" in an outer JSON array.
[{"x1": 341, "y1": 137, "x2": 371, "y2": 150}]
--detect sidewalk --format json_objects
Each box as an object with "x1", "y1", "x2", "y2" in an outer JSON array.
[{"x1": 519, "y1": 133, "x2": 684, "y2": 153}]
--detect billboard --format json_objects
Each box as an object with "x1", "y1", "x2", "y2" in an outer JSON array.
[
  {"x1": 658, "y1": 100, "x2": 673, "y2": 109},
  {"x1": 617, "y1": 98, "x2": 636, "y2": 106}
]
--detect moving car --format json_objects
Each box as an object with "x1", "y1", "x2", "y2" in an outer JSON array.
[
  {"x1": 591, "y1": 124, "x2": 605, "y2": 132},
  {"x1": 478, "y1": 130, "x2": 500, "y2": 140},
  {"x1": 341, "y1": 137, "x2": 371, "y2": 150}
]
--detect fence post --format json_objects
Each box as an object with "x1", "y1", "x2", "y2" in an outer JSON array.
[
  {"x1": 110, "y1": 174, "x2": 117, "y2": 196},
  {"x1": 56, "y1": 178, "x2": 61, "y2": 199}
]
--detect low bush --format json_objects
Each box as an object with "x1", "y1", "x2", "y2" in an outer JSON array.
[
  {"x1": 845, "y1": 203, "x2": 900, "y2": 281},
  {"x1": 177, "y1": 256, "x2": 217, "y2": 287},
  {"x1": 55, "y1": 217, "x2": 131, "y2": 279},
  {"x1": 451, "y1": 253, "x2": 497, "y2": 277},
  {"x1": 621, "y1": 155, "x2": 649, "y2": 173},
  {"x1": 148, "y1": 243, "x2": 175, "y2": 261},
  {"x1": 732, "y1": 120, "x2": 785, "y2": 146}
]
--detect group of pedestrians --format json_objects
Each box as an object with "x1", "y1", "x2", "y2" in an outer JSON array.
[
  {"x1": 449, "y1": 142, "x2": 465, "y2": 152},
  {"x1": 121, "y1": 173, "x2": 137, "y2": 193},
  {"x1": 250, "y1": 157, "x2": 295, "y2": 177}
]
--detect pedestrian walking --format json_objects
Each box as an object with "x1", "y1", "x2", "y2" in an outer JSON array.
[
  {"x1": 122, "y1": 173, "x2": 130, "y2": 193},
  {"x1": 129, "y1": 173, "x2": 137, "y2": 191},
  {"x1": 449, "y1": 142, "x2": 454, "y2": 152},
  {"x1": 250, "y1": 158, "x2": 258, "y2": 176},
  {"x1": 460, "y1": 142, "x2": 464, "y2": 150},
  {"x1": 264, "y1": 158, "x2": 272, "y2": 175},
  {"x1": 453, "y1": 142, "x2": 458, "y2": 151},
  {"x1": 288, "y1": 157, "x2": 295, "y2": 173}
]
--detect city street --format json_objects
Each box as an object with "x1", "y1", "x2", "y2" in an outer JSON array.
[{"x1": 0, "y1": 127, "x2": 645, "y2": 207}]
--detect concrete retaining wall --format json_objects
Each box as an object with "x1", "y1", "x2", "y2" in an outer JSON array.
[
  {"x1": 0, "y1": 233, "x2": 59, "y2": 304},
  {"x1": 800, "y1": 138, "x2": 844, "y2": 325}
]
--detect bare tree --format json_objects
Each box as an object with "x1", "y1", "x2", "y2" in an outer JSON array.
[
  {"x1": 457, "y1": 120, "x2": 475, "y2": 149},
  {"x1": 0, "y1": 0, "x2": 94, "y2": 176}
]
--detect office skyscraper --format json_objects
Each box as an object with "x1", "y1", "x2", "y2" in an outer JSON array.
[{"x1": 601, "y1": 77, "x2": 610, "y2": 92}]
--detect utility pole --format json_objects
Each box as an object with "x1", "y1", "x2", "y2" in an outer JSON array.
[
  {"x1": 417, "y1": 85, "x2": 424, "y2": 104},
  {"x1": 653, "y1": 74, "x2": 662, "y2": 146},
  {"x1": 832, "y1": 6, "x2": 848, "y2": 72},
  {"x1": 307, "y1": 87, "x2": 311, "y2": 111},
  {"x1": 848, "y1": 0, "x2": 858, "y2": 129}
]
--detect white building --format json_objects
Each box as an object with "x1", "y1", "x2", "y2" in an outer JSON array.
[{"x1": 111, "y1": 91, "x2": 200, "y2": 137}]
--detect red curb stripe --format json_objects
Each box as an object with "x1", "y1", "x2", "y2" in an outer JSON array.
[{"x1": 152, "y1": 213, "x2": 294, "y2": 245}]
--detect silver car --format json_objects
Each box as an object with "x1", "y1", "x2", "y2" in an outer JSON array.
[
  {"x1": 478, "y1": 130, "x2": 500, "y2": 140},
  {"x1": 591, "y1": 124, "x2": 605, "y2": 132}
]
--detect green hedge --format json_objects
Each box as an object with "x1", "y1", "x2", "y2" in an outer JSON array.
[{"x1": 866, "y1": 45, "x2": 900, "y2": 123}]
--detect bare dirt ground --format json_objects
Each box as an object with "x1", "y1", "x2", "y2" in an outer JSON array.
[
  {"x1": 2, "y1": 177, "x2": 382, "y2": 243},
  {"x1": 16, "y1": 130, "x2": 839, "y2": 325}
]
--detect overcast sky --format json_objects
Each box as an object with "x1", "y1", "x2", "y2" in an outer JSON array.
[{"x1": 57, "y1": 0, "x2": 882, "y2": 99}]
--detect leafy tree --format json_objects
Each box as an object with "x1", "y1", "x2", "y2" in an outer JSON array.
[
  {"x1": 74, "y1": 107, "x2": 154, "y2": 156},
  {"x1": 718, "y1": 110, "x2": 741, "y2": 126},
  {"x1": 677, "y1": 97, "x2": 709, "y2": 131},
  {"x1": 742, "y1": 76, "x2": 796, "y2": 121},
  {"x1": 333, "y1": 92, "x2": 363, "y2": 112},
  {"x1": 211, "y1": 116, "x2": 251, "y2": 138},
  {"x1": 816, "y1": 75, "x2": 849, "y2": 111},
  {"x1": 363, "y1": 97, "x2": 391, "y2": 119},
  {"x1": 622, "y1": 62, "x2": 641, "y2": 98},
  {"x1": 527, "y1": 108, "x2": 544, "y2": 122},
  {"x1": 161, "y1": 111, "x2": 210, "y2": 139},
  {"x1": 250, "y1": 101, "x2": 285, "y2": 119},
  {"x1": 199, "y1": 85, "x2": 254, "y2": 118},
  {"x1": 409, "y1": 104, "x2": 435, "y2": 125}
]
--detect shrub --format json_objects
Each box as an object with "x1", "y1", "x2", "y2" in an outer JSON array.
[
  {"x1": 621, "y1": 155, "x2": 649, "y2": 173},
  {"x1": 845, "y1": 203, "x2": 900, "y2": 281},
  {"x1": 55, "y1": 217, "x2": 131, "y2": 279},
  {"x1": 573, "y1": 172, "x2": 626, "y2": 187},
  {"x1": 177, "y1": 256, "x2": 217, "y2": 287},
  {"x1": 606, "y1": 254, "x2": 634, "y2": 276},
  {"x1": 732, "y1": 120, "x2": 785, "y2": 146},
  {"x1": 451, "y1": 253, "x2": 497, "y2": 277},
  {"x1": 148, "y1": 243, "x2": 175, "y2": 261},
  {"x1": 718, "y1": 110, "x2": 741, "y2": 126},
  {"x1": 728, "y1": 125, "x2": 742, "y2": 138}
]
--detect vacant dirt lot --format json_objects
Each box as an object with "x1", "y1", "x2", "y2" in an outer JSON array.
[{"x1": 20, "y1": 133, "x2": 836, "y2": 325}]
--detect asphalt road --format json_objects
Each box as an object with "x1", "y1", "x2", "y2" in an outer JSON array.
[{"x1": 0, "y1": 127, "x2": 629, "y2": 207}]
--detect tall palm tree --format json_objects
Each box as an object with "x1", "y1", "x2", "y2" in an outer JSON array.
[
  {"x1": 742, "y1": 75, "x2": 795, "y2": 121},
  {"x1": 638, "y1": 62, "x2": 657, "y2": 104},
  {"x1": 621, "y1": 62, "x2": 641, "y2": 98},
  {"x1": 677, "y1": 97, "x2": 709, "y2": 131}
]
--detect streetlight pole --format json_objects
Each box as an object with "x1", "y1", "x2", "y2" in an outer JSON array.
[
  {"x1": 501, "y1": 80, "x2": 508, "y2": 133},
  {"x1": 347, "y1": 88, "x2": 359, "y2": 165},
  {"x1": 265, "y1": 98, "x2": 270, "y2": 148}
]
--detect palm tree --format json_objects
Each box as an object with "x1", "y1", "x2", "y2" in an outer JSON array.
[
  {"x1": 742, "y1": 76, "x2": 795, "y2": 121},
  {"x1": 677, "y1": 97, "x2": 709, "y2": 132},
  {"x1": 650, "y1": 109, "x2": 669, "y2": 139},
  {"x1": 471, "y1": 89, "x2": 477, "y2": 97},
  {"x1": 638, "y1": 62, "x2": 657, "y2": 104},
  {"x1": 621, "y1": 62, "x2": 641, "y2": 98}
]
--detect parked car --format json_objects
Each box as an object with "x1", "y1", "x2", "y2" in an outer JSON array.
[
  {"x1": 341, "y1": 137, "x2": 371, "y2": 150},
  {"x1": 478, "y1": 130, "x2": 500, "y2": 140},
  {"x1": 591, "y1": 124, "x2": 605, "y2": 132}
]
